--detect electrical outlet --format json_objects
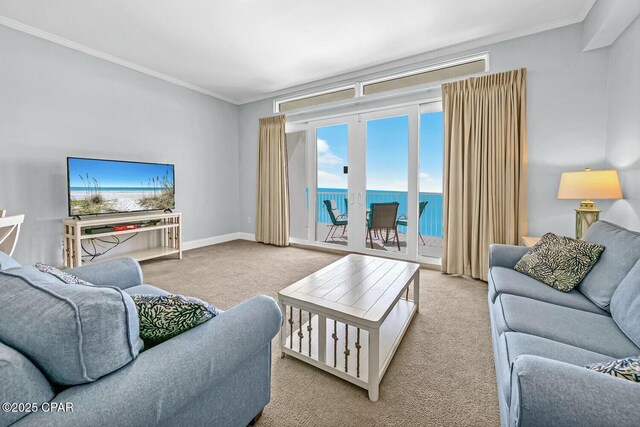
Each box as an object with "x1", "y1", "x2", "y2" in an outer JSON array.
[
  {"x1": 247, "y1": 217, "x2": 252, "y2": 224},
  {"x1": 59, "y1": 239, "x2": 65, "y2": 248}
]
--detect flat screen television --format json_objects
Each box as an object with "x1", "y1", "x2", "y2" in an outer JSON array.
[{"x1": 67, "y1": 157, "x2": 175, "y2": 216}]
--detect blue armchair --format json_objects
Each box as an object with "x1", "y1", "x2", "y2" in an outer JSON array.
[{"x1": 1, "y1": 255, "x2": 282, "y2": 427}]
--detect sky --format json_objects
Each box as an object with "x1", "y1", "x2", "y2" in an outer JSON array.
[
  {"x1": 68, "y1": 158, "x2": 174, "y2": 188},
  {"x1": 316, "y1": 111, "x2": 443, "y2": 192}
]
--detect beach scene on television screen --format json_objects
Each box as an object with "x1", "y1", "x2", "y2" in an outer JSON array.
[{"x1": 69, "y1": 158, "x2": 175, "y2": 215}]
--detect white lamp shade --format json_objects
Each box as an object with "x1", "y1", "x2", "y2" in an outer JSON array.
[{"x1": 557, "y1": 169, "x2": 623, "y2": 200}]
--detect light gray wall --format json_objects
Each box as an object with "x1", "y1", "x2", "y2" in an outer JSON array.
[
  {"x1": 238, "y1": 98, "x2": 272, "y2": 234},
  {"x1": 602, "y1": 16, "x2": 640, "y2": 230},
  {"x1": 0, "y1": 25, "x2": 240, "y2": 265},
  {"x1": 238, "y1": 23, "x2": 611, "y2": 238}
]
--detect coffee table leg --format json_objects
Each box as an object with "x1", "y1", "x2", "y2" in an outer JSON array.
[
  {"x1": 368, "y1": 328, "x2": 380, "y2": 401},
  {"x1": 414, "y1": 270, "x2": 420, "y2": 313},
  {"x1": 278, "y1": 299, "x2": 286, "y2": 358}
]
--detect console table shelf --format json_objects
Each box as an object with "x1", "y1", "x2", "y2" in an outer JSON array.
[{"x1": 63, "y1": 212, "x2": 182, "y2": 267}]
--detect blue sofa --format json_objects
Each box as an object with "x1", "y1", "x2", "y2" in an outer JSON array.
[
  {"x1": 488, "y1": 221, "x2": 640, "y2": 427},
  {"x1": 0, "y1": 255, "x2": 282, "y2": 427}
]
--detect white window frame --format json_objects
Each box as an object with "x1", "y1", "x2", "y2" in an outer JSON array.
[
  {"x1": 360, "y1": 53, "x2": 489, "y2": 89},
  {"x1": 274, "y1": 53, "x2": 488, "y2": 115},
  {"x1": 274, "y1": 84, "x2": 357, "y2": 114}
]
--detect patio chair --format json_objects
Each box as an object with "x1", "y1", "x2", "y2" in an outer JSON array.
[
  {"x1": 367, "y1": 202, "x2": 400, "y2": 251},
  {"x1": 322, "y1": 200, "x2": 347, "y2": 242},
  {"x1": 344, "y1": 197, "x2": 349, "y2": 216},
  {"x1": 395, "y1": 201, "x2": 428, "y2": 245},
  {"x1": 0, "y1": 209, "x2": 25, "y2": 257}
]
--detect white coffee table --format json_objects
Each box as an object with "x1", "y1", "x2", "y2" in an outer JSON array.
[{"x1": 278, "y1": 254, "x2": 420, "y2": 401}]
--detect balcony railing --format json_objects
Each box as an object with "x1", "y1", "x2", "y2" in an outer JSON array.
[{"x1": 316, "y1": 188, "x2": 443, "y2": 237}]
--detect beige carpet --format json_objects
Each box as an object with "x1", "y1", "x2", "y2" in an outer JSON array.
[{"x1": 142, "y1": 240, "x2": 499, "y2": 427}]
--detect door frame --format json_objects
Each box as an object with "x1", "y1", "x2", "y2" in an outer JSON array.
[
  {"x1": 307, "y1": 116, "x2": 359, "y2": 248},
  {"x1": 299, "y1": 99, "x2": 442, "y2": 265},
  {"x1": 417, "y1": 101, "x2": 443, "y2": 264},
  {"x1": 356, "y1": 105, "x2": 419, "y2": 260}
]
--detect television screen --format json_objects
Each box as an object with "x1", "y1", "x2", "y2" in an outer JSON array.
[{"x1": 67, "y1": 157, "x2": 175, "y2": 216}]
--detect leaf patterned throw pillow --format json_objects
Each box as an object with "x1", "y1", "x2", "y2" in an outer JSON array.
[
  {"x1": 514, "y1": 233, "x2": 604, "y2": 292},
  {"x1": 130, "y1": 294, "x2": 220, "y2": 348},
  {"x1": 34, "y1": 263, "x2": 92, "y2": 286},
  {"x1": 586, "y1": 356, "x2": 640, "y2": 382}
]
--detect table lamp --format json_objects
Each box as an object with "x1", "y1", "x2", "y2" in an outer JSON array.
[{"x1": 557, "y1": 168, "x2": 622, "y2": 239}]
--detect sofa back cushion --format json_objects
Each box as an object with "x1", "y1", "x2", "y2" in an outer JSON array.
[
  {"x1": 611, "y1": 260, "x2": 640, "y2": 347},
  {"x1": 0, "y1": 340, "x2": 54, "y2": 426},
  {"x1": 579, "y1": 221, "x2": 640, "y2": 311},
  {"x1": 0, "y1": 266, "x2": 143, "y2": 385},
  {"x1": 0, "y1": 251, "x2": 20, "y2": 270}
]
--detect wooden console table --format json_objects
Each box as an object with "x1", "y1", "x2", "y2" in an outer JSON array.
[{"x1": 63, "y1": 212, "x2": 182, "y2": 267}]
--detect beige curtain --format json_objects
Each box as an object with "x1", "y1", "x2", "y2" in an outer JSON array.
[
  {"x1": 442, "y1": 68, "x2": 528, "y2": 280},
  {"x1": 256, "y1": 114, "x2": 290, "y2": 246}
]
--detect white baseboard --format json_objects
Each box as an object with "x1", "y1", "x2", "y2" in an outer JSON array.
[
  {"x1": 182, "y1": 233, "x2": 243, "y2": 251},
  {"x1": 236, "y1": 232, "x2": 256, "y2": 241},
  {"x1": 182, "y1": 233, "x2": 440, "y2": 269}
]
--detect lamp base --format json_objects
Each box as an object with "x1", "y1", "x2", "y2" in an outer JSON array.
[
  {"x1": 575, "y1": 203, "x2": 600, "y2": 239},
  {"x1": 578, "y1": 199, "x2": 598, "y2": 211}
]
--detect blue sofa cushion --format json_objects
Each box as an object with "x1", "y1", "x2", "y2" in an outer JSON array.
[
  {"x1": 496, "y1": 332, "x2": 613, "y2": 405},
  {"x1": 488, "y1": 266, "x2": 606, "y2": 314},
  {"x1": 0, "y1": 251, "x2": 20, "y2": 270},
  {"x1": 610, "y1": 260, "x2": 640, "y2": 347},
  {"x1": 0, "y1": 341, "x2": 55, "y2": 426},
  {"x1": 68, "y1": 257, "x2": 144, "y2": 289},
  {"x1": 0, "y1": 266, "x2": 143, "y2": 385},
  {"x1": 514, "y1": 233, "x2": 604, "y2": 292},
  {"x1": 492, "y1": 294, "x2": 640, "y2": 358},
  {"x1": 580, "y1": 221, "x2": 640, "y2": 311},
  {"x1": 130, "y1": 294, "x2": 220, "y2": 348},
  {"x1": 587, "y1": 356, "x2": 640, "y2": 382}
]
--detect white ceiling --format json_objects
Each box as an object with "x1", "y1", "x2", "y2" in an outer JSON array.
[{"x1": 0, "y1": 0, "x2": 595, "y2": 104}]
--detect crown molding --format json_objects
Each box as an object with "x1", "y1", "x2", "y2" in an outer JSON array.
[
  {"x1": 1, "y1": 4, "x2": 596, "y2": 107},
  {"x1": 578, "y1": 0, "x2": 598, "y2": 21},
  {"x1": 0, "y1": 16, "x2": 240, "y2": 105}
]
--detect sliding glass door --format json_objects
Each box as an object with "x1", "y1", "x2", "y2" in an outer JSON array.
[
  {"x1": 362, "y1": 108, "x2": 417, "y2": 257},
  {"x1": 304, "y1": 102, "x2": 442, "y2": 263},
  {"x1": 308, "y1": 118, "x2": 358, "y2": 248}
]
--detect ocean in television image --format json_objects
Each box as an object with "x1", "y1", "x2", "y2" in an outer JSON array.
[{"x1": 68, "y1": 158, "x2": 175, "y2": 215}]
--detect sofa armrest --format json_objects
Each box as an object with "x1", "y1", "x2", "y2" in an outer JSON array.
[
  {"x1": 489, "y1": 244, "x2": 529, "y2": 269},
  {"x1": 510, "y1": 355, "x2": 639, "y2": 427},
  {"x1": 14, "y1": 295, "x2": 283, "y2": 427},
  {"x1": 67, "y1": 257, "x2": 143, "y2": 289}
]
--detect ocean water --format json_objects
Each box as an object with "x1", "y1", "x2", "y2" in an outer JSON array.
[{"x1": 316, "y1": 188, "x2": 443, "y2": 237}]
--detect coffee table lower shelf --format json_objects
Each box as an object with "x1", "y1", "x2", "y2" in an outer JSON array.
[{"x1": 280, "y1": 298, "x2": 417, "y2": 400}]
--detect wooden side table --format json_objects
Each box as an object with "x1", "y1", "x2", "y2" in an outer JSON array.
[{"x1": 521, "y1": 236, "x2": 541, "y2": 247}]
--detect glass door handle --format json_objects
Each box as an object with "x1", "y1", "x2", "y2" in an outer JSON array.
[
  {"x1": 349, "y1": 193, "x2": 354, "y2": 204},
  {"x1": 358, "y1": 192, "x2": 363, "y2": 205}
]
